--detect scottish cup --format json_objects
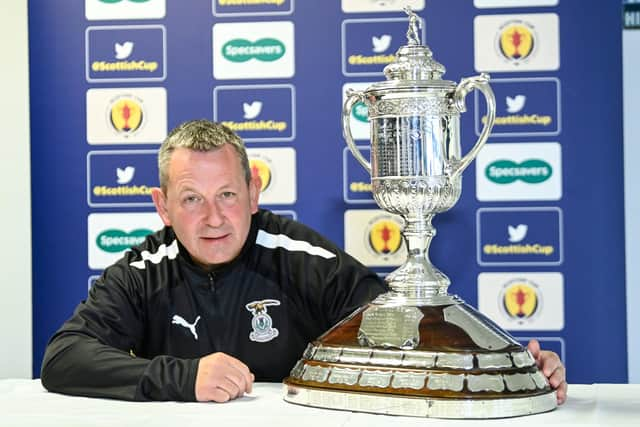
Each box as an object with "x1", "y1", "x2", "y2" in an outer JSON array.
[{"x1": 284, "y1": 8, "x2": 557, "y2": 418}]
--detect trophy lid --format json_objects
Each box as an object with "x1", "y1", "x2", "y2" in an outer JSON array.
[{"x1": 367, "y1": 7, "x2": 455, "y2": 94}]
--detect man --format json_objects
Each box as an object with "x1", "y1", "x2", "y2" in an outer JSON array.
[{"x1": 41, "y1": 120, "x2": 567, "y2": 404}]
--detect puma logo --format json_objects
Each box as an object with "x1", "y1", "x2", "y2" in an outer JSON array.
[{"x1": 171, "y1": 315, "x2": 201, "y2": 340}]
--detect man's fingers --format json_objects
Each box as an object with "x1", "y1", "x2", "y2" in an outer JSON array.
[
  {"x1": 233, "y1": 359, "x2": 254, "y2": 391},
  {"x1": 547, "y1": 364, "x2": 566, "y2": 388},
  {"x1": 247, "y1": 373, "x2": 255, "y2": 394},
  {"x1": 201, "y1": 386, "x2": 231, "y2": 403},
  {"x1": 217, "y1": 377, "x2": 242, "y2": 399},
  {"x1": 220, "y1": 355, "x2": 253, "y2": 393},
  {"x1": 538, "y1": 351, "x2": 567, "y2": 405},
  {"x1": 525, "y1": 341, "x2": 568, "y2": 405},
  {"x1": 527, "y1": 339, "x2": 541, "y2": 360},
  {"x1": 541, "y1": 351, "x2": 562, "y2": 377},
  {"x1": 236, "y1": 367, "x2": 253, "y2": 394},
  {"x1": 222, "y1": 353, "x2": 250, "y2": 373},
  {"x1": 195, "y1": 352, "x2": 255, "y2": 402},
  {"x1": 555, "y1": 381, "x2": 568, "y2": 405}
]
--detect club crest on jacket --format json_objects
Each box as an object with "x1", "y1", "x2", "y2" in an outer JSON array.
[{"x1": 245, "y1": 299, "x2": 280, "y2": 343}]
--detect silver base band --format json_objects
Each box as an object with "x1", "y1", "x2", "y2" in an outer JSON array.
[{"x1": 283, "y1": 384, "x2": 557, "y2": 419}]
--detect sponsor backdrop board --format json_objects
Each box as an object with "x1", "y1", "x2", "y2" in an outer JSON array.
[{"x1": 29, "y1": 0, "x2": 628, "y2": 384}]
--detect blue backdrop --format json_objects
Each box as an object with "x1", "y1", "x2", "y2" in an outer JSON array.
[{"x1": 29, "y1": 0, "x2": 627, "y2": 383}]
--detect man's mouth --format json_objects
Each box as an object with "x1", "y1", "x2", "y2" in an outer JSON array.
[{"x1": 201, "y1": 234, "x2": 230, "y2": 241}]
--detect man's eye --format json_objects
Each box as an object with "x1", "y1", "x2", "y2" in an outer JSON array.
[
  {"x1": 183, "y1": 195, "x2": 201, "y2": 204},
  {"x1": 221, "y1": 191, "x2": 235, "y2": 199}
]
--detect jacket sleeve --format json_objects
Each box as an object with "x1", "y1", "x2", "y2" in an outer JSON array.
[
  {"x1": 40, "y1": 260, "x2": 199, "y2": 401},
  {"x1": 319, "y1": 248, "x2": 389, "y2": 328}
]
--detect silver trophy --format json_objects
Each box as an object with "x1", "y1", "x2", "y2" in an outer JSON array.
[{"x1": 284, "y1": 8, "x2": 557, "y2": 418}]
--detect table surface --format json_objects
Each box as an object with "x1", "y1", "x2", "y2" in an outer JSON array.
[{"x1": 1, "y1": 380, "x2": 639, "y2": 427}]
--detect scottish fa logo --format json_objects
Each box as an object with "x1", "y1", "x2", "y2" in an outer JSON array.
[
  {"x1": 245, "y1": 299, "x2": 280, "y2": 343},
  {"x1": 249, "y1": 158, "x2": 272, "y2": 192},
  {"x1": 500, "y1": 279, "x2": 540, "y2": 322},
  {"x1": 497, "y1": 19, "x2": 537, "y2": 65},
  {"x1": 108, "y1": 95, "x2": 144, "y2": 136},
  {"x1": 367, "y1": 218, "x2": 402, "y2": 256}
]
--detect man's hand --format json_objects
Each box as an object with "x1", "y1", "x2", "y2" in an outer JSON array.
[
  {"x1": 527, "y1": 339, "x2": 567, "y2": 405},
  {"x1": 195, "y1": 352, "x2": 255, "y2": 402}
]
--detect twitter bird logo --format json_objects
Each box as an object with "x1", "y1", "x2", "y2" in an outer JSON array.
[
  {"x1": 372, "y1": 35, "x2": 392, "y2": 53},
  {"x1": 505, "y1": 95, "x2": 526, "y2": 113},
  {"x1": 243, "y1": 101, "x2": 262, "y2": 119},
  {"x1": 508, "y1": 224, "x2": 528, "y2": 243},
  {"x1": 114, "y1": 41, "x2": 134, "y2": 60},
  {"x1": 116, "y1": 166, "x2": 135, "y2": 184}
]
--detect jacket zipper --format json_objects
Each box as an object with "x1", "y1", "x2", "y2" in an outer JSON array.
[{"x1": 208, "y1": 272, "x2": 215, "y2": 292}]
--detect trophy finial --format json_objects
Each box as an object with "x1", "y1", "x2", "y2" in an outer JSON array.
[{"x1": 403, "y1": 6, "x2": 421, "y2": 46}]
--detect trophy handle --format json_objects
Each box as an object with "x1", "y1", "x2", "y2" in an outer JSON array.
[
  {"x1": 342, "y1": 90, "x2": 372, "y2": 174},
  {"x1": 450, "y1": 73, "x2": 496, "y2": 178}
]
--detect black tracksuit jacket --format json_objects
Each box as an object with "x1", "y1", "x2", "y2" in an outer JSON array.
[{"x1": 41, "y1": 209, "x2": 386, "y2": 401}]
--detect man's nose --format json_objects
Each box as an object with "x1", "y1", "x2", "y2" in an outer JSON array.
[{"x1": 203, "y1": 200, "x2": 225, "y2": 227}]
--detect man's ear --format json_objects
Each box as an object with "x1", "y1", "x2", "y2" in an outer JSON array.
[
  {"x1": 249, "y1": 175, "x2": 261, "y2": 214},
  {"x1": 151, "y1": 187, "x2": 171, "y2": 226}
]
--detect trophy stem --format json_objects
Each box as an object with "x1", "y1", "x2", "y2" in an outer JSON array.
[{"x1": 379, "y1": 213, "x2": 458, "y2": 306}]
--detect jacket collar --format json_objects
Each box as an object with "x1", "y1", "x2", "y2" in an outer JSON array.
[{"x1": 173, "y1": 211, "x2": 261, "y2": 282}]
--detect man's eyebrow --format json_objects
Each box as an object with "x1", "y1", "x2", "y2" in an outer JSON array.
[{"x1": 174, "y1": 185, "x2": 199, "y2": 194}]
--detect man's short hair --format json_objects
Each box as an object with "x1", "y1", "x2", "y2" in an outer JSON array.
[{"x1": 158, "y1": 120, "x2": 251, "y2": 192}]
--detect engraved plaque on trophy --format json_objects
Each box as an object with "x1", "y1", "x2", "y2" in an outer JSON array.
[{"x1": 283, "y1": 8, "x2": 557, "y2": 418}]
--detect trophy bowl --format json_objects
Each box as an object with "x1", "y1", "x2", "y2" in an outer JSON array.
[{"x1": 283, "y1": 8, "x2": 557, "y2": 418}]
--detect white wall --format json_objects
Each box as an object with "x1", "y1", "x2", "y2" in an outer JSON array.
[
  {"x1": 0, "y1": 0, "x2": 32, "y2": 379},
  {"x1": 623, "y1": 29, "x2": 639, "y2": 384}
]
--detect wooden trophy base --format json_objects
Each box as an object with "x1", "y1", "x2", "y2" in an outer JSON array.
[{"x1": 283, "y1": 301, "x2": 557, "y2": 418}]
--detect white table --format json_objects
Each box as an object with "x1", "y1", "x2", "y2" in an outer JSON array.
[{"x1": 1, "y1": 380, "x2": 639, "y2": 427}]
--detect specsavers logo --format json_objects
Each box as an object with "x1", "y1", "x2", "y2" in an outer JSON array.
[
  {"x1": 353, "y1": 102, "x2": 368, "y2": 123},
  {"x1": 88, "y1": 212, "x2": 164, "y2": 270},
  {"x1": 86, "y1": 0, "x2": 165, "y2": 20},
  {"x1": 213, "y1": 22, "x2": 294, "y2": 79},
  {"x1": 97, "y1": 228, "x2": 153, "y2": 253},
  {"x1": 476, "y1": 142, "x2": 561, "y2": 201},
  {"x1": 342, "y1": 82, "x2": 373, "y2": 141},
  {"x1": 222, "y1": 38, "x2": 285, "y2": 62},
  {"x1": 485, "y1": 159, "x2": 552, "y2": 184}
]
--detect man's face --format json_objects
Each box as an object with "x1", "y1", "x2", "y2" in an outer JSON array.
[{"x1": 152, "y1": 145, "x2": 260, "y2": 269}]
